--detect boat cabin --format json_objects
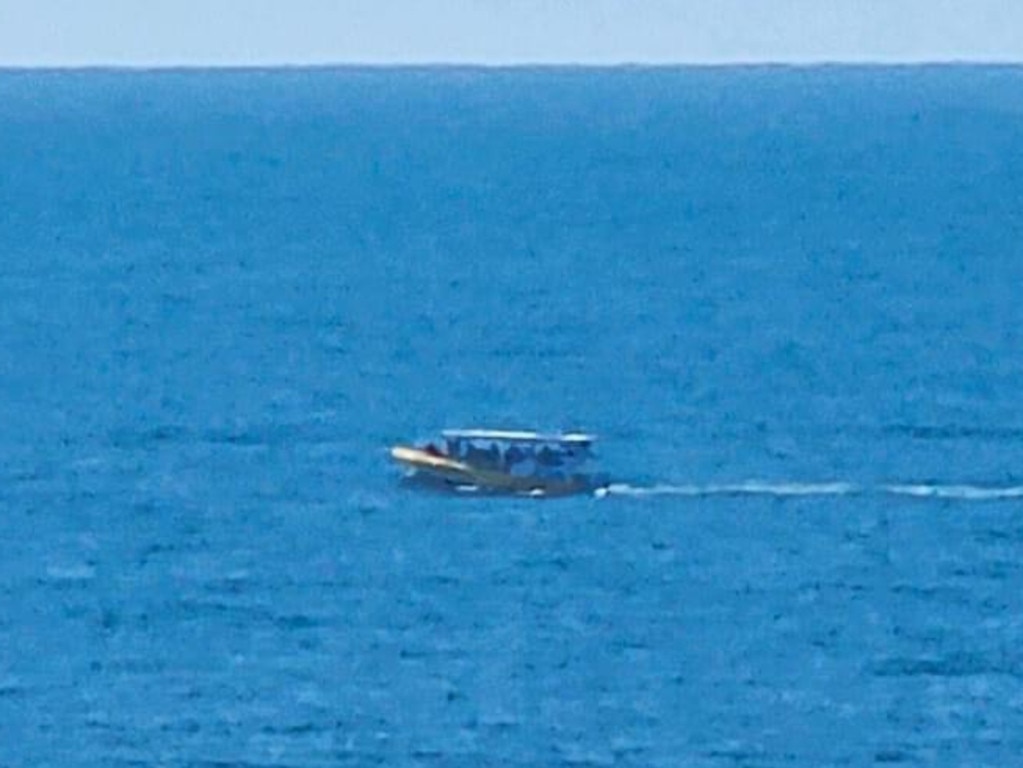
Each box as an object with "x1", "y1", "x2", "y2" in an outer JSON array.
[{"x1": 440, "y1": 429, "x2": 596, "y2": 478}]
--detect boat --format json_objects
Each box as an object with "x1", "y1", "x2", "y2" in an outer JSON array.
[{"x1": 390, "y1": 429, "x2": 609, "y2": 497}]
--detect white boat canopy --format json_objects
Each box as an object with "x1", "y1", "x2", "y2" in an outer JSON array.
[{"x1": 441, "y1": 429, "x2": 596, "y2": 445}]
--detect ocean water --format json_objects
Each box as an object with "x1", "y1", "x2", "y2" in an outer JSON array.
[{"x1": 1, "y1": 66, "x2": 1023, "y2": 766}]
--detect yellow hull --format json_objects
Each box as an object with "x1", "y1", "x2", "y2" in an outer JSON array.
[{"x1": 390, "y1": 446, "x2": 594, "y2": 497}]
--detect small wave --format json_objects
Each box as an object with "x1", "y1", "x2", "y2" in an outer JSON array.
[
  {"x1": 44, "y1": 564, "x2": 97, "y2": 584},
  {"x1": 0, "y1": 677, "x2": 25, "y2": 698},
  {"x1": 883, "y1": 424, "x2": 1023, "y2": 442},
  {"x1": 347, "y1": 489, "x2": 391, "y2": 513}
]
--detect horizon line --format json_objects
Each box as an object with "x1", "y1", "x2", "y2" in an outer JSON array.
[{"x1": 2, "y1": 58, "x2": 1023, "y2": 72}]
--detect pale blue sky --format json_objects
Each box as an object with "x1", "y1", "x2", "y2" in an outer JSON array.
[{"x1": 1, "y1": 0, "x2": 1021, "y2": 66}]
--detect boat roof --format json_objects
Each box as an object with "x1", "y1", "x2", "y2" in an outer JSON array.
[{"x1": 441, "y1": 429, "x2": 596, "y2": 445}]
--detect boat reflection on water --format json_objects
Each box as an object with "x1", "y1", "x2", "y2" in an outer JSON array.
[{"x1": 390, "y1": 429, "x2": 610, "y2": 497}]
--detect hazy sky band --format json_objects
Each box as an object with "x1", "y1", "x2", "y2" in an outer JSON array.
[{"x1": 1, "y1": 0, "x2": 1022, "y2": 66}]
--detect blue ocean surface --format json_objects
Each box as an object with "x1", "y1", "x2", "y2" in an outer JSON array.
[{"x1": 1, "y1": 66, "x2": 1023, "y2": 766}]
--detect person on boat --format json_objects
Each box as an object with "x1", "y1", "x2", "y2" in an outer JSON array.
[
  {"x1": 422, "y1": 442, "x2": 443, "y2": 457},
  {"x1": 537, "y1": 446, "x2": 561, "y2": 466},
  {"x1": 504, "y1": 445, "x2": 524, "y2": 471},
  {"x1": 507, "y1": 447, "x2": 537, "y2": 477},
  {"x1": 465, "y1": 443, "x2": 487, "y2": 467},
  {"x1": 486, "y1": 444, "x2": 501, "y2": 469}
]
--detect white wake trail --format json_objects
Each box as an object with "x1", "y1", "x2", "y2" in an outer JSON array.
[
  {"x1": 600, "y1": 481, "x2": 1023, "y2": 502},
  {"x1": 882, "y1": 484, "x2": 1023, "y2": 501}
]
